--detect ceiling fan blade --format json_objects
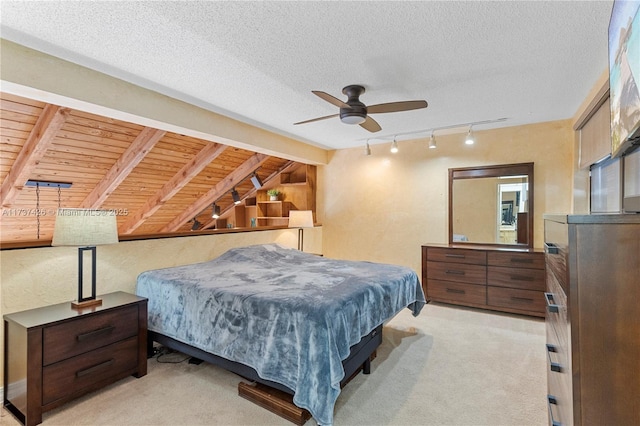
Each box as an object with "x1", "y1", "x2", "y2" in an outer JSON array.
[
  {"x1": 359, "y1": 116, "x2": 382, "y2": 133},
  {"x1": 367, "y1": 100, "x2": 428, "y2": 114},
  {"x1": 293, "y1": 113, "x2": 339, "y2": 125},
  {"x1": 312, "y1": 91, "x2": 352, "y2": 109}
]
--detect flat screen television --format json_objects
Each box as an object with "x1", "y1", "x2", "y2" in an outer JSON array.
[{"x1": 609, "y1": 0, "x2": 640, "y2": 158}]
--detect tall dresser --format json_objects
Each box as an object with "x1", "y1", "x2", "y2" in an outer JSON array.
[{"x1": 544, "y1": 214, "x2": 640, "y2": 426}]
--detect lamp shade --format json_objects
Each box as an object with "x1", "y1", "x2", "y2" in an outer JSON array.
[
  {"x1": 52, "y1": 208, "x2": 119, "y2": 247},
  {"x1": 288, "y1": 210, "x2": 314, "y2": 228}
]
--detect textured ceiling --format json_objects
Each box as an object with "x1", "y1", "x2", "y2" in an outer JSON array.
[{"x1": 0, "y1": 1, "x2": 613, "y2": 149}]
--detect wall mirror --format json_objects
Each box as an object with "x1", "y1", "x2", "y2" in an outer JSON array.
[{"x1": 449, "y1": 162, "x2": 534, "y2": 248}]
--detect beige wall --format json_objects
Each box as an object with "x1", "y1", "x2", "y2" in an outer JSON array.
[{"x1": 321, "y1": 120, "x2": 575, "y2": 274}]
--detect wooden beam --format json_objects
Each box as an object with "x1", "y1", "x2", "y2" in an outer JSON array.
[
  {"x1": 78, "y1": 127, "x2": 166, "y2": 208},
  {"x1": 119, "y1": 142, "x2": 228, "y2": 234},
  {"x1": 161, "y1": 153, "x2": 269, "y2": 233},
  {"x1": 1, "y1": 104, "x2": 69, "y2": 207}
]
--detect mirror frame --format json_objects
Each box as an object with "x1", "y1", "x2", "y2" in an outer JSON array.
[{"x1": 449, "y1": 162, "x2": 534, "y2": 248}]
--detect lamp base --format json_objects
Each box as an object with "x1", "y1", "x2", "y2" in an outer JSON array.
[{"x1": 71, "y1": 298, "x2": 102, "y2": 309}]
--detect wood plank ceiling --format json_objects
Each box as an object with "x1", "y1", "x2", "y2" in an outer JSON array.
[{"x1": 0, "y1": 92, "x2": 299, "y2": 244}]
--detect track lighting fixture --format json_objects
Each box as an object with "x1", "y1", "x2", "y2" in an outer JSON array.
[
  {"x1": 361, "y1": 117, "x2": 506, "y2": 155},
  {"x1": 211, "y1": 203, "x2": 221, "y2": 219},
  {"x1": 390, "y1": 137, "x2": 399, "y2": 154},
  {"x1": 191, "y1": 218, "x2": 201, "y2": 231},
  {"x1": 250, "y1": 172, "x2": 263, "y2": 189},
  {"x1": 231, "y1": 188, "x2": 241, "y2": 205},
  {"x1": 465, "y1": 126, "x2": 475, "y2": 145}
]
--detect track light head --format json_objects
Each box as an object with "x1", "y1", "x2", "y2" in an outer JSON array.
[
  {"x1": 231, "y1": 188, "x2": 241, "y2": 205},
  {"x1": 211, "y1": 203, "x2": 220, "y2": 219},
  {"x1": 390, "y1": 137, "x2": 399, "y2": 154},
  {"x1": 365, "y1": 140, "x2": 371, "y2": 156},
  {"x1": 250, "y1": 172, "x2": 263, "y2": 189},
  {"x1": 191, "y1": 218, "x2": 201, "y2": 231},
  {"x1": 465, "y1": 126, "x2": 475, "y2": 145},
  {"x1": 429, "y1": 132, "x2": 437, "y2": 149}
]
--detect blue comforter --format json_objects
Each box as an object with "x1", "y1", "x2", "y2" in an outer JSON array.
[{"x1": 136, "y1": 244, "x2": 425, "y2": 425}]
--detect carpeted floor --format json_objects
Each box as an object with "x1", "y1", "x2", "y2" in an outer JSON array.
[{"x1": 1, "y1": 303, "x2": 546, "y2": 426}]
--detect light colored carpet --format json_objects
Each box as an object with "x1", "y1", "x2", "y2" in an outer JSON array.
[{"x1": 1, "y1": 303, "x2": 546, "y2": 426}]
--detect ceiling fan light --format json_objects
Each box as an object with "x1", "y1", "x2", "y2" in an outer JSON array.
[{"x1": 340, "y1": 115, "x2": 366, "y2": 125}]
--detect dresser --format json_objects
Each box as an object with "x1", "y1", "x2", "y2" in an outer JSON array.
[
  {"x1": 3, "y1": 292, "x2": 148, "y2": 426},
  {"x1": 544, "y1": 214, "x2": 640, "y2": 426},
  {"x1": 422, "y1": 244, "x2": 546, "y2": 317}
]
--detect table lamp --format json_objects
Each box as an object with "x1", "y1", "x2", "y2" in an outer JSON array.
[
  {"x1": 52, "y1": 208, "x2": 119, "y2": 309},
  {"x1": 288, "y1": 210, "x2": 314, "y2": 251}
]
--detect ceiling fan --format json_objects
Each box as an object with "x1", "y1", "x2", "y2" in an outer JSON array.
[{"x1": 294, "y1": 85, "x2": 428, "y2": 133}]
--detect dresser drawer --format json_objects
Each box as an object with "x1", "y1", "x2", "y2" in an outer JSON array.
[
  {"x1": 427, "y1": 279, "x2": 487, "y2": 305},
  {"x1": 546, "y1": 270, "x2": 569, "y2": 356},
  {"x1": 487, "y1": 266, "x2": 545, "y2": 291},
  {"x1": 487, "y1": 287, "x2": 545, "y2": 313},
  {"x1": 42, "y1": 336, "x2": 138, "y2": 405},
  {"x1": 426, "y1": 247, "x2": 486, "y2": 265},
  {"x1": 426, "y1": 261, "x2": 486, "y2": 285},
  {"x1": 43, "y1": 305, "x2": 139, "y2": 365},
  {"x1": 487, "y1": 251, "x2": 545, "y2": 269},
  {"x1": 546, "y1": 323, "x2": 569, "y2": 376},
  {"x1": 547, "y1": 371, "x2": 572, "y2": 426}
]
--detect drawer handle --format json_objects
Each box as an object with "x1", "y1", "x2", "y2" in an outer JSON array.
[
  {"x1": 445, "y1": 254, "x2": 466, "y2": 259},
  {"x1": 445, "y1": 270, "x2": 465, "y2": 275},
  {"x1": 547, "y1": 395, "x2": 562, "y2": 426},
  {"x1": 446, "y1": 288, "x2": 465, "y2": 294},
  {"x1": 76, "y1": 359, "x2": 115, "y2": 378},
  {"x1": 77, "y1": 325, "x2": 115, "y2": 342},
  {"x1": 511, "y1": 296, "x2": 533, "y2": 304},
  {"x1": 545, "y1": 243, "x2": 559, "y2": 254},
  {"x1": 510, "y1": 258, "x2": 533, "y2": 263},
  {"x1": 544, "y1": 292, "x2": 560, "y2": 313},
  {"x1": 510, "y1": 275, "x2": 534, "y2": 281},
  {"x1": 546, "y1": 344, "x2": 563, "y2": 373}
]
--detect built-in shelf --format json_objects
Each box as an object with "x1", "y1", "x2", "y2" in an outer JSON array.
[{"x1": 215, "y1": 164, "x2": 316, "y2": 230}]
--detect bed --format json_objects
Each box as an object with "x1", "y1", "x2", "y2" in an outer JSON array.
[{"x1": 135, "y1": 244, "x2": 425, "y2": 425}]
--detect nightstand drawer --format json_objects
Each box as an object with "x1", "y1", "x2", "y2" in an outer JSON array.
[
  {"x1": 42, "y1": 336, "x2": 138, "y2": 405},
  {"x1": 487, "y1": 266, "x2": 545, "y2": 291},
  {"x1": 43, "y1": 305, "x2": 139, "y2": 365}
]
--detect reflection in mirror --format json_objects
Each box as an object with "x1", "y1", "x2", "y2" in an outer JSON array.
[{"x1": 449, "y1": 163, "x2": 533, "y2": 248}]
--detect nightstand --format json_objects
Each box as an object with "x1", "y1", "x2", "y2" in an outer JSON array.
[{"x1": 3, "y1": 292, "x2": 147, "y2": 426}]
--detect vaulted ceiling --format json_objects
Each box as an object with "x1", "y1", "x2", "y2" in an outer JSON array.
[{"x1": 0, "y1": 92, "x2": 298, "y2": 245}]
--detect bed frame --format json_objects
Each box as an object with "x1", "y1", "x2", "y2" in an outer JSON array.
[{"x1": 147, "y1": 324, "x2": 383, "y2": 423}]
